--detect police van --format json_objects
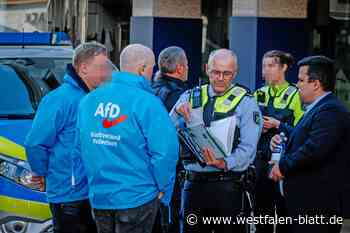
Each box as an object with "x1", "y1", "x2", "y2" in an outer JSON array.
[{"x1": 0, "y1": 32, "x2": 73, "y2": 233}]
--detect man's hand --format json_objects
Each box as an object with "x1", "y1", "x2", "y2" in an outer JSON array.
[
  {"x1": 31, "y1": 175, "x2": 45, "y2": 192},
  {"x1": 202, "y1": 147, "x2": 227, "y2": 171},
  {"x1": 158, "y1": 192, "x2": 164, "y2": 200},
  {"x1": 268, "y1": 162, "x2": 284, "y2": 182},
  {"x1": 176, "y1": 102, "x2": 191, "y2": 122},
  {"x1": 263, "y1": 116, "x2": 280, "y2": 131},
  {"x1": 270, "y1": 134, "x2": 282, "y2": 151}
]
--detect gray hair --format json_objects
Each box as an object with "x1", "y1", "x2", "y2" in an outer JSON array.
[
  {"x1": 73, "y1": 42, "x2": 107, "y2": 68},
  {"x1": 119, "y1": 44, "x2": 154, "y2": 71},
  {"x1": 158, "y1": 46, "x2": 186, "y2": 74},
  {"x1": 207, "y1": 49, "x2": 238, "y2": 70}
]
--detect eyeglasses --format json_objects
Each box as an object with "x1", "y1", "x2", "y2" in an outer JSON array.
[{"x1": 209, "y1": 69, "x2": 235, "y2": 79}]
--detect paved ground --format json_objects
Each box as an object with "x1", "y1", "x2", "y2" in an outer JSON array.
[
  {"x1": 342, "y1": 219, "x2": 350, "y2": 233},
  {"x1": 266, "y1": 218, "x2": 350, "y2": 233}
]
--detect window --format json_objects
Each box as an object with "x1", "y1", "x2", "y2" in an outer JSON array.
[
  {"x1": 0, "y1": 64, "x2": 35, "y2": 115},
  {"x1": 0, "y1": 58, "x2": 71, "y2": 83}
]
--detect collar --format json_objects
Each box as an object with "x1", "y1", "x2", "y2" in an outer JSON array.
[
  {"x1": 161, "y1": 74, "x2": 187, "y2": 87},
  {"x1": 305, "y1": 92, "x2": 332, "y2": 114},
  {"x1": 208, "y1": 84, "x2": 234, "y2": 97},
  {"x1": 155, "y1": 74, "x2": 187, "y2": 89},
  {"x1": 111, "y1": 71, "x2": 154, "y2": 94},
  {"x1": 65, "y1": 64, "x2": 90, "y2": 93},
  {"x1": 269, "y1": 81, "x2": 289, "y2": 97}
]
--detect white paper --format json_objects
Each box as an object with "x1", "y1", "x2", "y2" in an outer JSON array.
[{"x1": 207, "y1": 116, "x2": 237, "y2": 156}]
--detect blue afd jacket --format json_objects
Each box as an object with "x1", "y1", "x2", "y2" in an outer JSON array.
[
  {"x1": 75, "y1": 71, "x2": 179, "y2": 210},
  {"x1": 25, "y1": 65, "x2": 89, "y2": 203}
]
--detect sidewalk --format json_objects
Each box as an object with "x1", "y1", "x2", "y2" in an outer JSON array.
[{"x1": 342, "y1": 219, "x2": 350, "y2": 233}]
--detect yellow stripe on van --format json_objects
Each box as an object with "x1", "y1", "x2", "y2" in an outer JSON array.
[
  {"x1": 0, "y1": 195, "x2": 51, "y2": 221},
  {"x1": 0, "y1": 136, "x2": 27, "y2": 161}
]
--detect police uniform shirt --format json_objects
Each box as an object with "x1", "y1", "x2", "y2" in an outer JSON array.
[{"x1": 170, "y1": 84, "x2": 263, "y2": 172}]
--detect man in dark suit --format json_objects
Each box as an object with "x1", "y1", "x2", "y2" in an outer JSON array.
[{"x1": 270, "y1": 55, "x2": 350, "y2": 233}]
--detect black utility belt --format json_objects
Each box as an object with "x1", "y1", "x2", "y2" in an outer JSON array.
[{"x1": 184, "y1": 170, "x2": 244, "y2": 182}]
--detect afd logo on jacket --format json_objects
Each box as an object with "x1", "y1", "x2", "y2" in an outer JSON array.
[
  {"x1": 94, "y1": 102, "x2": 128, "y2": 128},
  {"x1": 91, "y1": 102, "x2": 126, "y2": 147}
]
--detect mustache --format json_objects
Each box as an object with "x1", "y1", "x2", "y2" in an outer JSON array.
[{"x1": 214, "y1": 80, "x2": 226, "y2": 84}]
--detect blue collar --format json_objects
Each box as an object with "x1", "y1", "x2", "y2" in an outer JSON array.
[
  {"x1": 65, "y1": 64, "x2": 90, "y2": 93},
  {"x1": 111, "y1": 71, "x2": 153, "y2": 94}
]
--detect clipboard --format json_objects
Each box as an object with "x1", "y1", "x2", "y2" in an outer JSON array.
[
  {"x1": 177, "y1": 124, "x2": 228, "y2": 168},
  {"x1": 178, "y1": 128, "x2": 207, "y2": 167},
  {"x1": 187, "y1": 123, "x2": 227, "y2": 159},
  {"x1": 177, "y1": 108, "x2": 237, "y2": 165}
]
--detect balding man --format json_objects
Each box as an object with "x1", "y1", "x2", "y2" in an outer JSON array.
[
  {"x1": 75, "y1": 44, "x2": 179, "y2": 233},
  {"x1": 171, "y1": 49, "x2": 262, "y2": 233}
]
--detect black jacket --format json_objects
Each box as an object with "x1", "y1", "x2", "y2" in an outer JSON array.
[{"x1": 152, "y1": 74, "x2": 187, "y2": 112}]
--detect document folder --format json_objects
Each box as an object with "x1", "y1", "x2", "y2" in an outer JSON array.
[{"x1": 177, "y1": 108, "x2": 237, "y2": 166}]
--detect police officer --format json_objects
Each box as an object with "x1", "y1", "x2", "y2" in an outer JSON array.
[
  {"x1": 253, "y1": 50, "x2": 304, "y2": 233},
  {"x1": 171, "y1": 49, "x2": 262, "y2": 233},
  {"x1": 151, "y1": 46, "x2": 188, "y2": 233}
]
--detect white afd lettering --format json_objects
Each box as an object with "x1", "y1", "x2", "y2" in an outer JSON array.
[{"x1": 94, "y1": 102, "x2": 120, "y2": 118}]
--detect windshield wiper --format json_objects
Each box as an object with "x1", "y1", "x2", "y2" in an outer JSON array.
[{"x1": 0, "y1": 113, "x2": 35, "y2": 119}]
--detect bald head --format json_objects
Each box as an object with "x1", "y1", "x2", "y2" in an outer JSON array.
[
  {"x1": 206, "y1": 49, "x2": 239, "y2": 95},
  {"x1": 120, "y1": 44, "x2": 155, "y2": 80},
  {"x1": 207, "y1": 49, "x2": 238, "y2": 70}
]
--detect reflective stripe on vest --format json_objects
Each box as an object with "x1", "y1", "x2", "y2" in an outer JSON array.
[
  {"x1": 255, "y1": 84, "x2": 298, "y2": 126},
  {"x1": 257, "y1": 85, "x2": 297, "y2": 109}
]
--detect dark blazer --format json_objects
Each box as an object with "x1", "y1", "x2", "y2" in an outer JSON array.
[{"x1": 279, "y1": 93, "x2": 350, "y2": 233}]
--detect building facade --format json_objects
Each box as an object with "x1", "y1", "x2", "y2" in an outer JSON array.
[
  {"x1": 44, "y1": 0, "x2": 349, "y2": 93},
  {"x1": 0, "y1": 0, "x2": 48, "y2": 32}
]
